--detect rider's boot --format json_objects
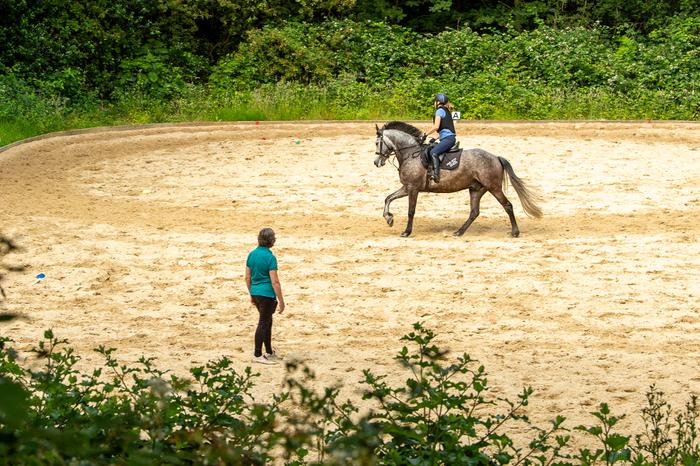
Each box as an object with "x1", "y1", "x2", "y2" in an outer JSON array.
[{"x1": 430, "y1": 154, "x2": 441, "y2": 183}]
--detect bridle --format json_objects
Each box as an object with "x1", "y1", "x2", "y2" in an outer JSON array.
[
  {"x1": 375, "y1": 131, "x2": 424, "y2": 168},
  {"x1": 375, "y1": 133, "x2": 390, "y2": 157}
]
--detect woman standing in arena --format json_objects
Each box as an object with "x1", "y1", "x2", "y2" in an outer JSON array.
[{"x1": 245, "y1": 227, "x2": 286, "y2": 364}]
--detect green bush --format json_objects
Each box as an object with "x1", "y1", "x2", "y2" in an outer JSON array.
[
  {"x1": 210, "y1": 20, "x2": 424, "y2": 92},
  {"x1": 210, "y1": 19, "x2": 700, "y2": 121},
  {"x1": 2, "y1": 16, "x2": 699, "y2": 147},
  {"x1": 0, "y1": 74, "x2": 69, "y2": 145},
  {"x1": 1, "y1": 318, "x2": 699, "y2": 464},
  {"x1": 0, "y1": 331, "x2": 295, "y2": 464}
]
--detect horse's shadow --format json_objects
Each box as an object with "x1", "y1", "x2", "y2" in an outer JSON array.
[{"x1": 379, "y1": 207, "x2": 696, "y2": 239}]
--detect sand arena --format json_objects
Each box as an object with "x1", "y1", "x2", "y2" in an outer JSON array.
[{"x1": 1, "y1": 120, "x2": 699, "y2": 440}]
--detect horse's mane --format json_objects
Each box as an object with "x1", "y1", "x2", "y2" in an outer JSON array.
[{"x1": 382, "y1": 121, "x2": 423, "y2": 141}]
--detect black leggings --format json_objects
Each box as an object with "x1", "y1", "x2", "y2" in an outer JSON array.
[{"x1": 252, "y1": 295, "x2": 277, "y2": 357}]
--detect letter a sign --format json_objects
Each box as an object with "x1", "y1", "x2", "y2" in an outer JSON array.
[{"x1": 451, "y1": 111, "x2": 461, "y2": 120}]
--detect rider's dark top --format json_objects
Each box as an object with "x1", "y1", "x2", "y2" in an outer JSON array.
[{"x1": 435, "y1": 105, "x2": 455, "y2": 138}]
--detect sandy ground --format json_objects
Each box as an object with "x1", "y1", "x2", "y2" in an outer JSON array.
[{"x1": 1, "y1": 120, "x2": 699, "y2": 448}]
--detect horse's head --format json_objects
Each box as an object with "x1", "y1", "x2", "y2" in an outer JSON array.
[
  {"x1": 374, "y1": 124, "x2": 394, "y2": 167},
  {"x1": 374, "y1": 122, "x2": 424, "y2": 167}
]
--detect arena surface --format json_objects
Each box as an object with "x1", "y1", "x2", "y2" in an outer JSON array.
[{"x1": 1, "y1": 120, "x2": 699, "y2": 442}]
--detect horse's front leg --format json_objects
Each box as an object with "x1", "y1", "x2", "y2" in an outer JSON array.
[
  {"x1": 383, "y1": 186, "x2": 408, "y2": 227},
  {"x1": 401, "y1": 190, "x2": 419, "y2": 237}
]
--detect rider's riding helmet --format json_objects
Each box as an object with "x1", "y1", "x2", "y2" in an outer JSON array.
[{"x1": 434, "y1": 93, "x2": 449, "y2": 105}]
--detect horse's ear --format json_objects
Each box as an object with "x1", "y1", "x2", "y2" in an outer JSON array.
[{"x1": 375, "y1": 124, "x2": 380, "y2": 135}]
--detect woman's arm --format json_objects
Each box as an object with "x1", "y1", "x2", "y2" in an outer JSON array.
[
  {"x1": 425, "y1": 114, "x2": 441, "y2": 136},
  {"x1": 269, "y1": 269, "x2": 285, "y2": 313}
]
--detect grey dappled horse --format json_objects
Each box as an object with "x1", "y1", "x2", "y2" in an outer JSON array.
[{"x1": 374, "y1": 121, "x2": 542, "y2": 237}]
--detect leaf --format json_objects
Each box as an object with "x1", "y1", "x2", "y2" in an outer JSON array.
[
  {"x1": 605, "y1": 433, "x2": 630, "y2": 450},
  {"x1": 0, "y1": 378, "x2": 30, "y2": 427},
  {"x1": 575, "y1": 425, "x2": 603, "y2": 436},
  {"x1": 608, "y1": 448, "x2": 632, "y2": 463}
]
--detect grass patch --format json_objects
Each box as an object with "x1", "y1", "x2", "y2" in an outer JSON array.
[{"x1": 1, "y1": 81, "x2": 696, "y2": 149}]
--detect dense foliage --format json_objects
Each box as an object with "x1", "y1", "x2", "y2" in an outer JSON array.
[
  {"x1": 0, "y1": 0, "x2": 698, "y2": 143},
  {"x1": 0, "y1": 320, "x2": 698, "y2": 464}
]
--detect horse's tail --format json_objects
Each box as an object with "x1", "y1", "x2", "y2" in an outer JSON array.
[{"x1": 498, "y1": 156, "x2": 543, "y2": 218}]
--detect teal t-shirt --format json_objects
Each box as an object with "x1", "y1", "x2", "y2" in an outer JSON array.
[{"x1": 246, "y1": 246, "x2": 278, "y2": 299}]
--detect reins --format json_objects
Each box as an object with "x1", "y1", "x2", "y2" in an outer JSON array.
[
  {"x1": 377, "y1": 135, "x2": 424, "y2": 171},
  {"x1": 388, "y1": 154, "x2": 399, "y2": 170}
]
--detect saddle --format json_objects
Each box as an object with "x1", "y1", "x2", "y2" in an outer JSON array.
[{"x1": 420, "y1": 141, "x2": 463, "y2": 171}]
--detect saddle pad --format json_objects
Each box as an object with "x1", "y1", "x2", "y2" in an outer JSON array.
[
  {"x1": 440, "y1": 150, "x2": 462, "y2": 170},
  {"x1": 420, "y1": 148, "x2": 462, "y2": 171}
]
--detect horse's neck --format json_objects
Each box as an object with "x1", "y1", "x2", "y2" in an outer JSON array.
[{"x1": 386, "y1": 131, "x2": 419, "y2": 163}]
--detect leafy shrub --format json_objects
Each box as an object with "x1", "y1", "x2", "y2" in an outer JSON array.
[
  {"x1": 210, "y1": 18, "x2": 700, "y2": 121},
  {"x1": 312, "y1": 323, "x2": 570, "y2": 464},
  {"x1": 0, "y1": 74, "x2": 68, "y2": 128},
  {"x1": 2, "y1": 13, "x2": 699, "y2": 147},
  {"x1": 0, "y1": 330, "x2": 298, "y2": 464},
  {"x1": 210, "y1": 20, "x2": 425, "y2": 92},
  {"x1": 116, "y1": 48, "x2": 186, "y2": 101},
  {"x1": 2, "y1": 320, "x2": 699, "y2": 464}
]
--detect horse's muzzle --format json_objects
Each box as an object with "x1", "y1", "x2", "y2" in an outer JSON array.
[{"x1": 374, "y1": 154, "x2": 386, "y2": 167}]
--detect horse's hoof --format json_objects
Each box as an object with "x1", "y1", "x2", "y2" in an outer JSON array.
[
  {"x1": 511, "y1": 230, "x2": 520, "y2": 238},
  {"x1": 386, "y1": 216, "x2": 394, "y2": 227},
  {"x1": 400, "y1": 231, "x2": 411, "y2": 237},
  {"x1": 453, "y1": 229, "x2": 464, "y2": 237}
]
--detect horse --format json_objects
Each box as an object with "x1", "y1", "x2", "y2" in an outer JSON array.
[{"x1": 374, "y1": 121, "x2": 542, "y2": 237}]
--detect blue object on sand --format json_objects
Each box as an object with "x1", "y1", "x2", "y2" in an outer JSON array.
[{"x1": 36, "y1": 273, "x2": 46, "y2": 279}]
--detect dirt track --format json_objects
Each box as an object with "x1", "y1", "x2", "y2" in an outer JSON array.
[{"x1": 1, "y1": 120, "x2": 699, "y2": 442}]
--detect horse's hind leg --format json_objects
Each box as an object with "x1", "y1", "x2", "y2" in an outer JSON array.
[
  {"x1": 454, "y1": 186, "x2": 487, "y2": 236},
  {"x1": 383, "y1": 186, "x2": 408, "y2": 227},
  {"x1": 489, "y1": 186, "x2": 519, "y2": 237}
]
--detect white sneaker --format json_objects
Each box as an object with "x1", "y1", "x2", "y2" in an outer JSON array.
[
  {"x1": 265, "y1": 352, "x2": 282, "y2": 362},
  {"x1": 252, "y1": 354, "x2": 277, "y2": 365}
]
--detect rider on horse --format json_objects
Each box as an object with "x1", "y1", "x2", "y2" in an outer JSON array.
[{"x1": 423, "y1": 93, "x2": 456, "y2": 183}]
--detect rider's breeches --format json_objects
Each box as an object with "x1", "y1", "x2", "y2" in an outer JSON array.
[{"x1": 429, "y1": 135, "x2": 456, "y2": 159}]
